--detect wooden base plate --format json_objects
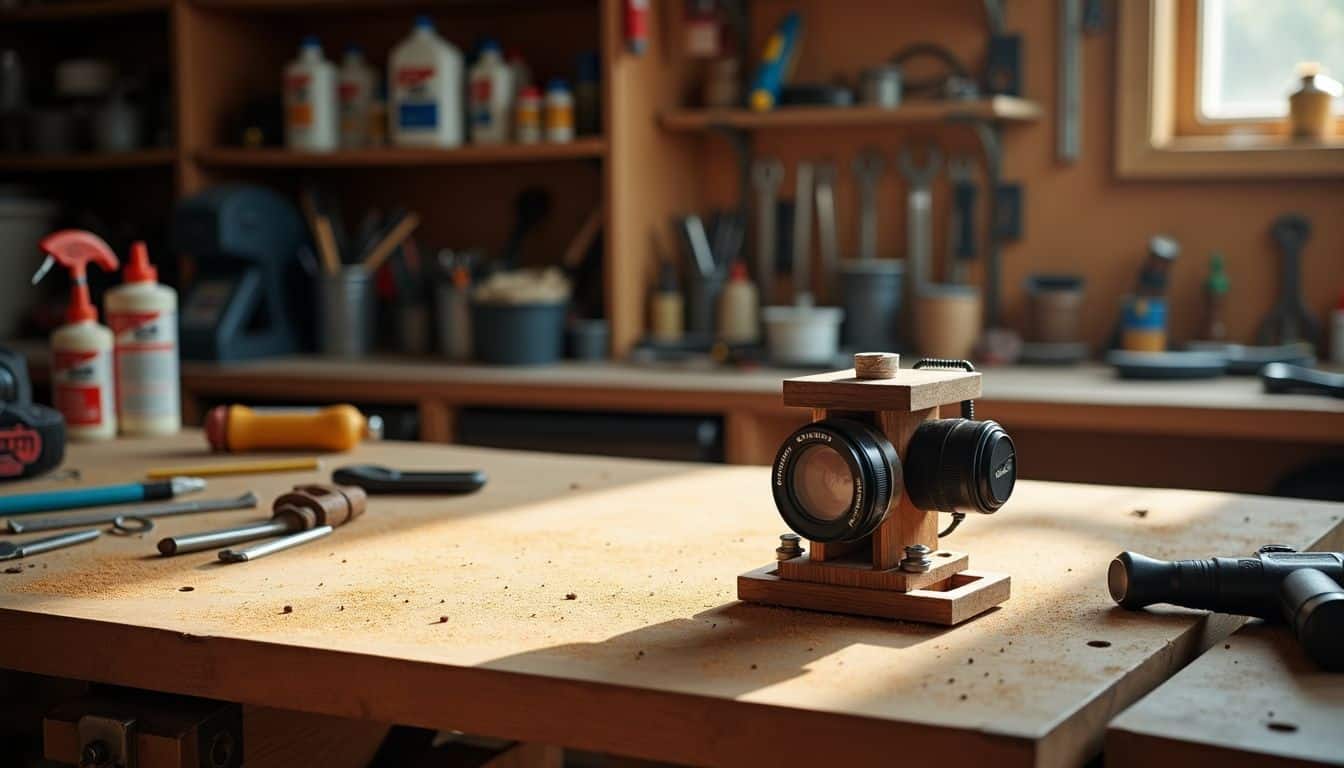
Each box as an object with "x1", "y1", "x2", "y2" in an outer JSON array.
[{"x1": 738, "y1": 565, "x2": 1010, "y2": 626}]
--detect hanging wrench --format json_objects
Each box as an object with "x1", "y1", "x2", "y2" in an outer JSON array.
[
  {"x1": 792, "y1": 161, "x2": 815, "y2": 305},
  {"x1": 813, "y1": 161, "x2": 839, "y2": 303},
  {"x1": 946, "y1": 155, "x2": 978, "y2": 284},
  {"x1": 898, "y1": 145, "x2": 943, "y2": 297},
  {"x1": 851, "y1": 148, "x2": 884, "y2": 262},
  {"x1": 752, "y1": 158, "x2": 785, "y2": 305}
]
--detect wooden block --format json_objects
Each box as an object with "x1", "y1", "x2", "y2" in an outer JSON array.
[
  {"x1": 854, "y1": 352, "x2": 900, "y2": 379},
  {"x1": 777, "y1": 550, "x2": 969, "y2": 591},
  {"x1": 783, "y1": 368, "x2": 981, "y2": 412},
  {"x1": 738, "y1": 566, "x2": 1010, "y2": 625},
  {"x1": 874, "y1": 407, "x2": 940, "y2": 567}
]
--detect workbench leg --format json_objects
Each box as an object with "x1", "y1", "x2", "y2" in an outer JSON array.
[{"x1": 417, "y1": 399, "x2": 455, "y2": 443}]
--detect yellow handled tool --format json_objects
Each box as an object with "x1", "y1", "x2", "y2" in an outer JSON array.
[{"x1": 204, "y1": 404, "x2": 382, "y2": 453}]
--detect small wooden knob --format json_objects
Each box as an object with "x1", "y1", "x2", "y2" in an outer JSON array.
[{"x1": 854, "y1": 352, "x2": 900, "y2": 379}]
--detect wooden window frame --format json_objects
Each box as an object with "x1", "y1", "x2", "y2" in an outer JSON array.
[{"x1": 1116, "y1": 0, "x2": 1344, "y2": 179}]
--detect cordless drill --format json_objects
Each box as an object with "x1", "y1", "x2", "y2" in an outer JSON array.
[
  {"x1": 1109, "y1": 545, "x2": 1344, "y2": 671},
  {"x1": 0, "y1": 347, "x2": 65, "y2": 481}
]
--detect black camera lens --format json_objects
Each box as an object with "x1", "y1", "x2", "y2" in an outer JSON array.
[
  {"x1": 772, "y1": 418, "x2": 901, "y2": 543},
  {"x1": 905, "y1": 419, "x2": 1015, "y2": 515}
]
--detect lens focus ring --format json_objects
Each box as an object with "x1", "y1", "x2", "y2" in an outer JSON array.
[{"x1": 772, "y1": 419, "x2": 901, "y2": 543}]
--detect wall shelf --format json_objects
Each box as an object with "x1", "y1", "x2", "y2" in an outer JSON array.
[
  {"x1": 196, "y1": 139, "x2": 607, "y2": 168},
  {"x1": 0, "y1": 0, "x2": 169, "y2": 21},
  {"x1": 0, "y1": 148, "x2": 176, "y2": 171},
  {"x1": 190, "y1": 0, "x2": 593, "y2": 13},
  {"x1": 660, "y1": 97, "x2": 1043, "y2": 132}
]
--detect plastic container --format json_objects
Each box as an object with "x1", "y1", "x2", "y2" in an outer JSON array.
[
  {"x1": 284, "y1": 36, "x2": 338, "y2": 152},
  {"x1": 515, "y1": 85, "x2": 542, "y2": 144},
  {"x1": 651, "y1": 262, "x2": 684, "y2": 343},
  {"x1": 762, "y1": 305, "x2": 844, "y2": 366},
  {"x1": 389, "y1": 16, "x2": 464, "y2": 148},
  {"x1": 435, "y1": 265, "x2": 473, "y2": 361},
  {"x1": 1025, "y1": 274, "x2": 1085, "y2": 343},
  {"x1": 717, "y1": 261, "x2": 760, "y2": 344},
  {"x1": 106, "y1": 241, "x2": 180, "y2": 436},
  {"x1": 468, "y1": 39, "x2": 513, "y2": 144},
  {"x1": 472, "y1": 302, "x2": 566, "y2": 365},
  {"x1": 544, "y1": 78, "x2": 575, "y2": 143},
  {"x1": 839, "y1": 260, "x2": 904, "y2": 351},
  {"x1": 1121, "y1": 296, "x2": 1167, "y2": 352},
  {"x1": 568, "y1": 318, "x2": 609, "y2": 360},
  {"x1": 338, "y1": 45, "x2": 377, "y2": 148}
]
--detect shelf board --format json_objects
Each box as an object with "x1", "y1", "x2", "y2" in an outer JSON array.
[
  {"x1": 191, "y1": 0, "x2": 593, "y2": 13},
  {"x1": 660, "y1": 97, "x2": 1043, "y2": 131},
  {"x1": 196, "y1": 139, "x2": 607, "y2": 168},
  {"x1": 0, "y1": 148, "x2": 176, "y2": 171},
  {"x1": 0, "y1": 0, "x2": 169, "y2": 21}
]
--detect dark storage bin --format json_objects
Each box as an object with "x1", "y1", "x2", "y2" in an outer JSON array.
[{"x1": 472, "y1": 302, "x2": 567, "y2": 365}]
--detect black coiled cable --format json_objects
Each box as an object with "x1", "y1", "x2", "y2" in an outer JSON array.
[{"x1": 912, "y1": 358, "x2": 976, "y2": 419}]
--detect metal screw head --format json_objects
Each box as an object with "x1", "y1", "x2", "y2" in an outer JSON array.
[
  {"x1": 776, "y1": 533, "x2": 804, "y2": 561},
  {"x1": 900, "y1": 544, "x2": 933, "y2": 573}
]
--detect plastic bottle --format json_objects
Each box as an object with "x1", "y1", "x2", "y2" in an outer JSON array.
[
  {"x1": 389, "y1": 16, "x2": 464, "y2": 148},
  {"x1": 337, "y1": 45, "x2": 376, "y2": 149},
  {"x1": 283, "y1": 36, "x2": 338, "y2": 152},
  {"x1": 36, "y1": 230, "x2": 119, "y2": 441},
  {"x1": 507, "y1": 51, "x2": 532, "y2": 101},
  {"x1": 515, "y1": 85, "x2": 542, "y2": 144},
  {"x1": 544, "y1": 78, "x2": 575, "y2": 143},
  {"x1": 106, "y1": 242, "x2": 179, "y2": 436},
  {"x1": 1201, "y1": 252, "x2": 1229, "y2": 342},
  {"x1": 1332, "y1": 290, "x2": 1344, "y2": 365},
  {"x1": 718, "y1": 261, "x2": 760, "y2": 344},
  {"x1": 651, "y1": 262, "x2": 684, "y2": 343},
  {"x1": 468, "y1": 39, "x2": 513, "y2": 144},
  {"x1": 575, "y1": 51, "x2": 601, "y2": 136}
]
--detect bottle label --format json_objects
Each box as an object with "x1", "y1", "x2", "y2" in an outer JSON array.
[
  {"x1": 470, "y1": 77, "x2": 493, "y2": 127},
  {"x1": 53, "y1": 347, "x2": 113, "y2": 427},
  {"x1": 398, "y1": 103, "x2": 438, "y2": 128},
  {"x1": 109, "y1": 309, "x2": 180, "y2": 422},
  {"x1": 395, "y1": 66, "x2": 439, "y2": 130},
  {"x1": 286, "y1": 73, "x2": 313, "y2": 127}
]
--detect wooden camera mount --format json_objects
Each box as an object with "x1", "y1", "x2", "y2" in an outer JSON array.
[{"x1": 738, "y1": 353, "x2": 1011, "y2": 625}]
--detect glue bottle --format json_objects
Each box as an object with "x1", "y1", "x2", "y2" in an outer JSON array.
[
  {"x1": 468, "y1": 38, "x2": 512, "y2": 144},
  {"x1": 718, "y1": 261, "x2": 760, "y2": 344},
  {"x1": 389, "y1": 15, "x2": 464, "y2": 147},
  {"x1": 338, "y1": 45, "x2": 377, "y2": 148},
  {"x1": 35, "y1": 230, "x2": 119, "y2": 441},
  {"x1": 106, "y1": 242, "x2": 179, "y2": 436},
  {"x1": 284, "y1": 35, "x2": 339, "y2": 152}
]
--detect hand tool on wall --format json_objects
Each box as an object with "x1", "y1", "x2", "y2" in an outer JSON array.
[
  {"x1": 1257, "y1": 214, "x2": 1320, "y2": 346},
  {"x1": 205, "y1": 404, "x2": 383, "y2": 453},
  {"x1": 0, "y1": 477, "x2": 205, "y2": 517},
  {"x1": 792, "y1": 161, "x2": 815, "y2": 305},
  {"x1": 946, "y1": 155, "x2": 978, "y2": 284},
  {"x1": 145, "y1": 458, "x2": 320, "y2": 480},
  {"x1": 158, "y1": 484, "x2": 365, "y2": 560},
  {"x1": 0, "y1": 528, "x2": 100, "y2": 561},
  {"x1": 749, "y1": 11, "x2": 802, "y2": 111},
  {"x1": 1058, "y1": 0, "x2": 1083, "y2": 163},
  {"x1": 813, "y1": 162, "x2": 839, "y2": 303},
  {"x1": 898, "y1": 145, "x2": 942, "y2": 297},
  {"x1": 333, "y1": 465, "x2": 487, "y2": 494},
  {"x1": 362, "y1": 211, "x2": 422, "y2": 276},
  {"x1": 751, "y1": 157, "x2": 784, "y2": 305},
  {"x1": 7, "y1": 492, "x2": 260, "y2": 534},
  {"x1": 852, "y1": 148, "x2": 884, "y2": 262}
]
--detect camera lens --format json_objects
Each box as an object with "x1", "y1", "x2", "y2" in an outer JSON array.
[
  {"x1": 905, "y1": 419, "x2": 1016, "y2": 515},
  {"x1": 772, "y1": 419, "x2": 901, "y2": 543}
]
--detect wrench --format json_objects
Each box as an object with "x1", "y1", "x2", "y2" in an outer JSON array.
[
  {"x1": 813, "y1": 161, "x2": 839, "y2": 303},
  {"x1": 792, "y1": 161, "x2": 815, "y2": 305},
  {"x1": 1258, "y1": 214, "x2": 1320, "y2": 345},
  {"x1": 852, "y1": 148, "x2": 885, "y2": 262},
  {"x1": 898, "y1": 145, "x2": 943, "y2": 296},
  {"x1": 946, "y1": 155, "x2": 978, "y2": 284},
  {"x1": 752, "y1": 158, "x2": 785, "y2": 305}
]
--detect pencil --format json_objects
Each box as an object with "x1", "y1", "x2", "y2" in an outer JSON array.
[{"x1": 145, "y1": 457, "x2": 321, "y2": 480}]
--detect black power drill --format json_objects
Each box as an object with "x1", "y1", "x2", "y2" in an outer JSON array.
[
  {"x1": 0, "y1": 347, "x2": 65, "y2": 481},
  {"x1": 1109, "y1": 546, "x2": 1344, "y2": 671}
]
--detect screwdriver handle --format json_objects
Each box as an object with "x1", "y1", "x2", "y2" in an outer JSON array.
[{"x1": 205, "y1": 404, "x2": 382, "y2": 453}]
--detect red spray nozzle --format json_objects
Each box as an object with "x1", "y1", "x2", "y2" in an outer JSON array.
[{"x1": 34, "y1": 230, "x2": 119, "y2": 324}]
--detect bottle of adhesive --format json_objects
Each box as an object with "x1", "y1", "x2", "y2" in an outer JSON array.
[
  {"x1": 544, "y1": 78, "x2": 575, "y2": 143},
  {"x1": 389, "y1": 15, "x2": 464, "y2": 148},
  {"x1": 718, "y1": 261, "x2": 761, "y2": 344},
  {"x1": 338, "y1": 45, "x2": 376, "y2": 148},
  {"x1": 34, "y1": 230, "x2": 119, "y2": 441},
  {"x1": 651, "y1": 261, "x2": 684, "y2": 343},
  {"x1": 468, "y1": 39, "x2": 513, "y2": 145},
  {"x1": 515, "y1": 85, "x2": 542, "y2": 144},
  {"x1": 283, "y1": 35, "x2": 338, "y2": 151},
  {"x1": 106, "y1": 242, "x2": 179, "y2": 436}
]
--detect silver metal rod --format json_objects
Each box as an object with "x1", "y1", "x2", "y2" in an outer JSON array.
[
  {"x1": 218, "y1": 526, "x2": 333, "y2": 563},
  {"x1": 7, "y1": 492, "x2": 259, "y2": 534},
  {"x1": 792, "y1": 161, "x2": 814, "y2": 306},
  {"x1": 158, "y1": 519, "x2": 293, "y2": 556}
]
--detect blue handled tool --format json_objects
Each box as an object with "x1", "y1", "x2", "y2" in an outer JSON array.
[
  {"x1": 749, "y1": 11, "x2": 803, "y2": 112},
  {"x1": 0, "y1": 477, "x2": 206, "y2": 516}
]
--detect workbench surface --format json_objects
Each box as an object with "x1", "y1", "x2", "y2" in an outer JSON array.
[
  {"x1": 2, "y1": 435, "x2": 1342, "y2": 767},
  {"x1": 1108, "y1": 622, "x2": 1344, "y2": 766}
]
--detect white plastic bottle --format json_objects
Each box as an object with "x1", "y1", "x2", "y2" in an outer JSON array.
[
  {"x1": 284, "y1": 36, "x2": 338, "y2": 152},
  {"x1": 37, "y1": 230, "x2": 119, "y2": 441},
  {"x1": 468, "y1": 39, "x2": 513, "y2": 144},
  {"x1": 389, "y1": 15, "x2": 464, "y2": 148},
  {"x1": 338, "y1": 45, "x2": 377, "y2": 149},
  {"x1": 544, "y1": 78, "x2": 575, "y2": 143},
  {"x1": 718, "y1": 261, "x2": 761, "y2": 344},
  {"x1": 106, "y1": 241, "x2": 180, "y2": 436}
]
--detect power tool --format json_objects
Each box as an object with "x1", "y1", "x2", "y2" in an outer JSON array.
[{"x1": 0, "y1": 346, "x2": 66, "y2": 481}]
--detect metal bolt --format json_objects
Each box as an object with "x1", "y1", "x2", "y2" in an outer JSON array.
[
  {"x1": 900, "y1": 544, "x2": 933, "y2": 573},
  {"x1": 81, "y1": 741, "x2": 110, "y2": 768},
  {"x1": 776, "y1": 533, "x2": 804, "y2": 561}
]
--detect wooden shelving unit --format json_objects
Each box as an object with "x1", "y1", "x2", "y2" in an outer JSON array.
[
  {"x1": 196, "y1": 139, "x2": 606, "y2": 168},
  {"x1": 661, "y1": 97, "x2": 1043, "y2": 131},
  {"x1": 0, "y1": 0, "x2": 168, "y2": 21},
  {"x1": 0, "y1": 148, "x2": 176, "y2": 171}
]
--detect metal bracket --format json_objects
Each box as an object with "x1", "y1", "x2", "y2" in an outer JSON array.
[{"x1": 78, "y1": 714, "x2": 136, "y2": 768}]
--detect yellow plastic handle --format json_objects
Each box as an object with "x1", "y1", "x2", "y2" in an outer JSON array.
[{"x1": 210, "y1": 404, "x2": 372, "y2": 452}]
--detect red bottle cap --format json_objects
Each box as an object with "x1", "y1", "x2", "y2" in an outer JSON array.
[
  {"x1": 729, "y1": 261, "x2": 750, "y2": 282},
  {"x1": 123, "y1": 241, "x2": 157, "y2": 283}
]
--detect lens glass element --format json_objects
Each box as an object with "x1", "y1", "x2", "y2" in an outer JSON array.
[{"x1": 790, "y1": 444, "x2": 855, "y2": 522}]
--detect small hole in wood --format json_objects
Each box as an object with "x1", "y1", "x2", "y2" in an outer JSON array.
[
  {"x1": 1267, "y1": 722, "x2": 1298, "y2": 733},
  {"x1": 936, "y1": 552, "x2": 953, "y2": 558},
  {"x1": 1087, "y1": 640, "x2": 1111, "y2": 648}
]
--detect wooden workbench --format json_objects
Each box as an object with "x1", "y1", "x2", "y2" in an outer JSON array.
[
  {"x1": 1107, "y1": 622, "x2": 1344, "y2": 766},
  {"x1": 2, "y1": 434, "x2": 1342, "y2": 766}
]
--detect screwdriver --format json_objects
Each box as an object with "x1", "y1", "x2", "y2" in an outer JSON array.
[{"x1": 157, "y1": 484, "x2": 365, "y2": 559}]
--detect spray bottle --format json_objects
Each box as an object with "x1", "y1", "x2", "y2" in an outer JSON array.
[
  {"x1": 32, "y1": 230, "x2": 119, "y2": 441},
  {"x1": 106, "y1": 241, "x2": 180, "y2": 436}
]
